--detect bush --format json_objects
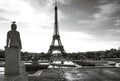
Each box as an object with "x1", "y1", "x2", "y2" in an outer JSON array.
[{"x1": 73, "y1": 60, "x2": 95, "y2": 66}]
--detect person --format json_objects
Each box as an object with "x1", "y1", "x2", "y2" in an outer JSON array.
[{"x1": 5, "y1": 21, "x2": 22, "y2": 49}]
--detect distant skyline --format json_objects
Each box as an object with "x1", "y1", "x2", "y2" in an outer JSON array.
[{"x1": 0, "y1": 0, "x2": 120, "y2": 53}]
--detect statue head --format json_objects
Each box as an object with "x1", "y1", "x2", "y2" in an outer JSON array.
[{"x1": 11, "y1": 21, "x2": 17, "y2": 31}]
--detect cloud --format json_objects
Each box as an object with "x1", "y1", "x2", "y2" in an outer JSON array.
[
  {"x1": 78, "y1": 19, "x2": 95, "y2": 24},
  {"x1": 0, "y1": 16, "x2": 10, "y2": 23},
  {"x1": 0, "y1": 0, "x2": 34, "y2": 22},
  {"x1": 94, "y1": 2, "x2": 120, "y2": 18},
  {"x1": 57, "y1": 0, "x2": 72, "y2": 5},
  {"x1": 0, "y1": 0, "x2": 120, "y2": 52},
  {"x1": 76, "y1": 0, "x2": 120, "y2": 42},
  {"x1": 115, "y1": 19, "x2": 120, "y2": 26}
]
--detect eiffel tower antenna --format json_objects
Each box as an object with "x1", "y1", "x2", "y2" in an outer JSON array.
[
  {"x1": 55, "y1": 0, "x2": 57, "y2": 6},
  {"x1": 47, "y1": 0, "x2": 67, "y2": 58}
]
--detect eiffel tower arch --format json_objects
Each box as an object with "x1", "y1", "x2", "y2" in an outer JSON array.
[{"x1": 47, "y1": 3, "x2": 67, "y2": 59}]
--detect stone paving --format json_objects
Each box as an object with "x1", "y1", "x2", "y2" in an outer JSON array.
[
  {"x1": 28, "y1": 68, "x2": 65, "y2": 81},
  {"x1": 28, "y1": 67, "x2": 120, "y2": 81},
  {"x1": 63, "y1": 67, "x2": 120, "y2": 81}
]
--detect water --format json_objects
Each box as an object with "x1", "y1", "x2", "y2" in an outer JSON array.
[
  {"x1": 115, "y1": 63, "x2": 120, "y2": 67},
  {"x1": 25, "y1": 62, "x2": 49, "y2": 65},
  {"x1": 48, "y1": 61, "x2": 82, "y2": 68},
  {"x1": 0, "y1": 67, "x2": 4, "y2": 74}
]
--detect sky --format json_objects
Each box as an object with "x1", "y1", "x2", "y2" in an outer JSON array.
[{"x1": 0, "y1": 0, "x2": 120, "y2": 53}]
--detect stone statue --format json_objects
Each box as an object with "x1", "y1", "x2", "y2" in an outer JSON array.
[{"x1": 5, "y1": 21, "x2": 22, "y2": 49}]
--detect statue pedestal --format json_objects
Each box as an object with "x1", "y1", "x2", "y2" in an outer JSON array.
[
  {"x1": 5, "y1": 47, "x2": 25, "y2": 75},
  {"x1": 3, "y1": 47, "x2": 28, "y2": 81}
]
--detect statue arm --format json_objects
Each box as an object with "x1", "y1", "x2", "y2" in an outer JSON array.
[
  {"x1": 6, "y1": 32, "x2": 10, "y2": 47},
  {"x1": 18, "y1": 32, "x2": 22, "y2": 49},
  {"x1": 19, "y1": 38, "x2": 22, "y2": 49}
]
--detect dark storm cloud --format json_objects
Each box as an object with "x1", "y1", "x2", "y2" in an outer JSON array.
[
  {"x1": 99, "y1": 0, "x2": 120, "y2": 4},
  {"x1": 3, "y1": 0, "x2": 119, "y2": 41},
  {"x1": 88, "y1": 0, "x2": 120, "y2": 40},
  {"x1": 58, "y1": 0, "x2": 120, "y2": 41},
  {"x1": 59, "y1": 0, "x2": 98, "y2": 20},
  {"x1": 24, "y1": 0, "x2": 120, "y2": 42}
]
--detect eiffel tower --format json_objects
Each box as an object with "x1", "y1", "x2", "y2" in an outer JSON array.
[{"x1": 47, "y1": 3, "x2": 67, "y2": 58}]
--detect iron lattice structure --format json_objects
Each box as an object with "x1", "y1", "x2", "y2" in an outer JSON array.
[{"x1": 47, "y1": 4, "x2": 67, "y2": 58}]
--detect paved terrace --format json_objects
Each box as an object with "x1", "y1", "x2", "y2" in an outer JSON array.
[{"x1": 28, "y1": 67, "x2": 120, "y2": 81}]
